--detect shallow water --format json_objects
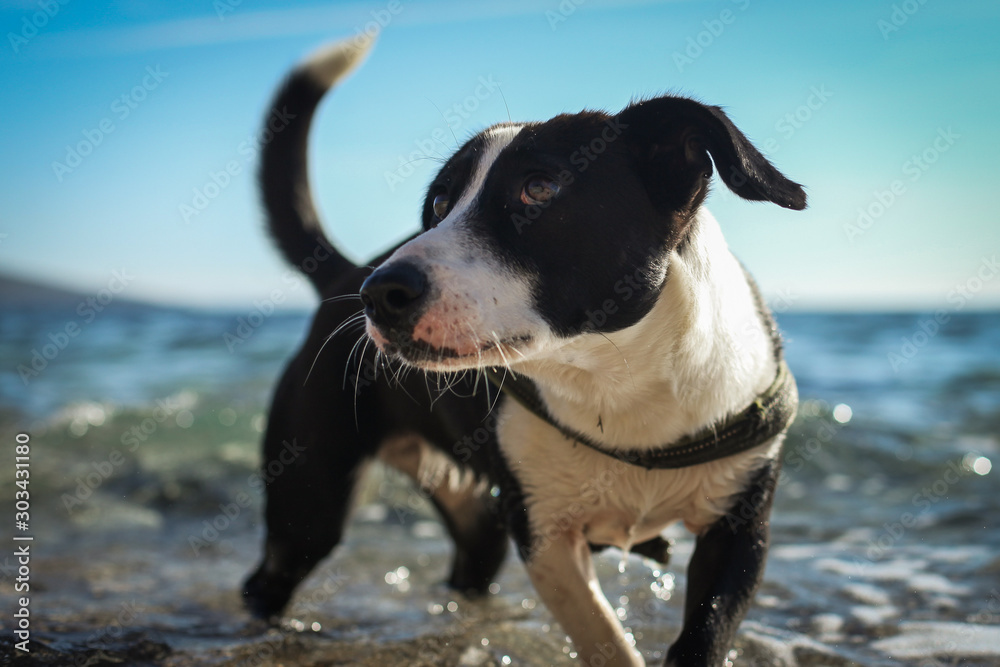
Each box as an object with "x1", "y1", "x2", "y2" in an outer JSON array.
[{"x1": 1, "y1": 305, "x2": 999, "y2": 665}]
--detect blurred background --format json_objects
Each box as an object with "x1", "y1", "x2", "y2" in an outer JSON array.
[{"x1": 2, "y1": 1, "x2": 998, "y2": 665}]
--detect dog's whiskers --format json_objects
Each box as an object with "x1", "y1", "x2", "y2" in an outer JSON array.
[
  {"x1": 425, "y1": 97, "x2": 460, "y2": 149},
  {"x1": 397, "y1": 155, "x2": 447, "y2": 170},
  {"x1": 490, "y1": 330, "x2": 527, "y2": 374},
  {"x1": 321, "y1": 293, "x2": 363, "y2": 304},
  {"x1": 328, "y1": 311, "x2": 366, "y2": 338},
  {"x1": 486, "y1": 365, "x2": 508, "y2": 415},
  {"x1": 390, "y1": 356, "x2": 409, "y2": 389},
  {"x1": 491, "y1": 333, "x2": 512, "y2": 370},
  {"x1": 343, "y1": 330, "x2": 370, "y2": 391},
  {"x1": 306, "y1": 313, "x2": 365, "y2": 386},
  {"x1": 473, "y1": 366, "x2": 487, "y2": 399},
  {"x1": 497, "y1": 84, "x2": 514, "y2": 126},
  {"x1": 352, "y1": 335, "x2": 375, "y2": 429}
]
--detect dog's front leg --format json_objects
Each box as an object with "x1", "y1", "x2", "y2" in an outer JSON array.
[
  {"x1": 665, "y1": 461, "x2": 780, "y2": 667},
  {"x1": 526, "y1": 529, "x2": 645, "y2": 667}
]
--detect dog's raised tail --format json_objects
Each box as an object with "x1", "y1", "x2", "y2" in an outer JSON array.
[{"x1": 259, "y1": 34, "x2": 375, "y2": 292}]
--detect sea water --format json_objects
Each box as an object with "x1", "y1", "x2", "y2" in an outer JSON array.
[{"x1": 1, "y1": 304, "x2": 998, "y2": 665}]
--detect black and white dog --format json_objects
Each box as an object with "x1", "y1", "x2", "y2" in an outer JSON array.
[{"x1": 243, "y1": 35, "x2": 805, "y2": 667}]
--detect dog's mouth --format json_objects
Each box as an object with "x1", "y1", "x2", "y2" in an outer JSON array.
[{"x1": 367, "y1": 324, "x2": 533, "y2": 371}]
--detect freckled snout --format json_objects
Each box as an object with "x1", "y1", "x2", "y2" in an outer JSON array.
[{"x1": 360, "y1": 261, "x2": 428, "y2": 332}]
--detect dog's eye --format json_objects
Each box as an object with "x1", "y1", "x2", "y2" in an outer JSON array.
[
  {"x1": 432, "y1": 193, "x2": 450, "y2": 221},
  {"x1": 520, "y1": 177, "x2": 561, "y2": 206}
]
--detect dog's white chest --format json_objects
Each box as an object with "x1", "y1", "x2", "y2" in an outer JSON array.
[{"x1": 497, "y1": 401, "x2": 781, "y2": 550}]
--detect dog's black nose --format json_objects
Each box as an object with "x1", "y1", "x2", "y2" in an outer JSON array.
[{"x1": 360, "y1": 262, "x2": 428, "y2": 328}]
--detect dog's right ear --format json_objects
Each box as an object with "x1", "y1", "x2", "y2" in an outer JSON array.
[{"x1": 616, "y1": 96, "x2": 807, "y2": 212}]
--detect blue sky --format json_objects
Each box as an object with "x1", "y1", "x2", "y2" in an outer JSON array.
[{"x1": 2, "y1": 0, "x2": 998, "y2": 311}]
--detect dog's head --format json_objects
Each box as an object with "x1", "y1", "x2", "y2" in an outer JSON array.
[{"x1": 360, "y1": 96, "x2": 805, "y2": 372}]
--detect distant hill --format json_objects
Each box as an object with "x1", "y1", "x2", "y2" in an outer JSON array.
[
  {"x1": 0, "y1": 272, "x2": 166, "y2": 311},
  {"x1": 0, "y1": 273, "x2": 91, "y2": 307},
  {"x1": 0, "y1": 273, "x2": 313, "y2": 315}
]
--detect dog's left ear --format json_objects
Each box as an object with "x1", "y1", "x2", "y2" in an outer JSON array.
[{"x1": 616, "y1": 96, "x2": 807, "y2": 211}]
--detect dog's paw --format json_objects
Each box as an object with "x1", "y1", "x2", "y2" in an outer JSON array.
[{"x1": 242, "y1": 568, "x2": 294, "y2": 622}]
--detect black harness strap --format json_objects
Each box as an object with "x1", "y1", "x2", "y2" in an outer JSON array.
[{"x1": 487, "y1": 361, "x2": 797, "y2": 470}]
